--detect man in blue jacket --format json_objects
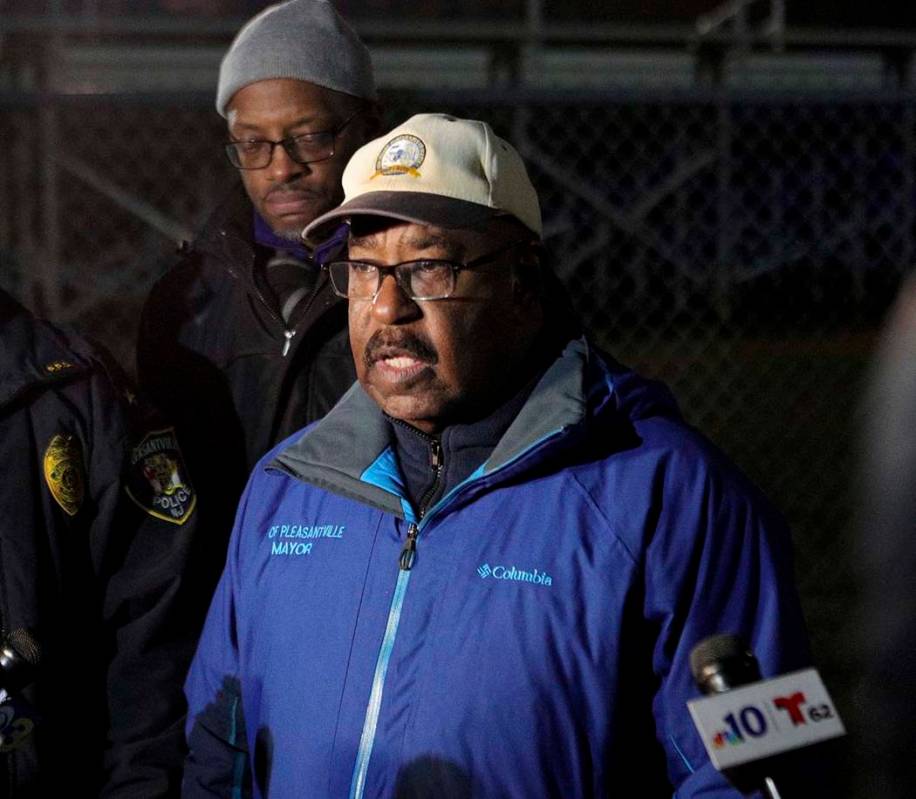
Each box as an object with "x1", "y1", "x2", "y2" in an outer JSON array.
[{"x1": 184, "y1": 114, "x2": 813, "y2": 798}]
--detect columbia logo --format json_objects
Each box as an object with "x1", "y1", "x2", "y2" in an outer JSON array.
[{"x1": 476, "y1": 563, "x2": 553, "y2": 587}]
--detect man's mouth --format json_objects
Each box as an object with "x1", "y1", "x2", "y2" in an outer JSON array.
[
  {"x1": 263, "y1": 189, "x2": 324, "y2": 217},
  {"x1": 365, "y1": 336, "x2": 437, "y2": 383},
  {"x1": 380, "y1": 355, "x2": 425, "y2": 370},
  {"x1": 373, "y1": 353, "x2": 430, "y2": 382}
]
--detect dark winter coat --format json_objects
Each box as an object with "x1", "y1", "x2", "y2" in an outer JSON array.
[
  {"x1": 136, "y1": 187, "x2": 355, "y2": 599},
  {"x1": 0, "y1": 290, "x2": 199, "y2": 797}
]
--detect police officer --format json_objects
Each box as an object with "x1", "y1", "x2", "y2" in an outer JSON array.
[{"x1": 0, "y1": 288, "x2": 197, "y2": 796}]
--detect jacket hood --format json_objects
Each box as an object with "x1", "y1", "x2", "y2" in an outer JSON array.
[
  {"x1": 598, "y1": 356, "x2": 681, "y2": 425},
  {"x1": 270, "y1": 336, "x2": 682, "y2": 520}
]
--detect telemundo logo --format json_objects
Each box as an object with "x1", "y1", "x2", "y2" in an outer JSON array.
[{"x1": 477, "y1": 562, "x2": 553, "y2": 587}]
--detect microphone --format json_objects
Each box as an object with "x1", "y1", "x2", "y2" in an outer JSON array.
[
  {"x1": 0, "y1": 629, "x2": 40, "y2": 752},
  {"x1": 0, "y1": 628, "x2": 40, "y2": 699},
  {"x1": 687, "y1": 634, "x2": 845, "y2": 798},
  {"x1": 691, "y1": 633, "x2": 761, "y2": 694}
]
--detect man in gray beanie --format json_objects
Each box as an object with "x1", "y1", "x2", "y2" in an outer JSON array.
[
  {"x1": 213, "y1": 0, "x2": 376, "y2": 239},
  {"x1": 135, "y1": 0, "x2": 378, "y2": 772}
]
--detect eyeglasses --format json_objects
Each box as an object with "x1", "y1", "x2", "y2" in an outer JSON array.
[
  {"x1": 325, "y1": 240, "x2": 529, "y2": 301},
  {"x1": 224, "y1": 111, "x2": 360, "y2": 170}
]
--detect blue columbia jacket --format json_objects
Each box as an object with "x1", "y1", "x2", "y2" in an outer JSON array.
[{"x1": 184, "y1": 338, "x2": 810, "y2": 798}]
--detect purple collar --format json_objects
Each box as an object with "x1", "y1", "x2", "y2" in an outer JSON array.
[{"x1": 253, "y1": 211, "x2": 309, "y2": 261}]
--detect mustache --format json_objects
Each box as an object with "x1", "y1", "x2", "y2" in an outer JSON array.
[
  {"x1": 363, "y1": 330, "x2": 438, "y2": 368},
  {"x1": 264, "y1": 182, "x2": 325, "y2": 200}
]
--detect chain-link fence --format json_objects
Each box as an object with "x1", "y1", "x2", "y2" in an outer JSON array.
[{"x1": 1, "y1": 86, "x2": 909, "y2": 731}]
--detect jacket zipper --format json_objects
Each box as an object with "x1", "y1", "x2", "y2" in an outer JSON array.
[
  {"x1": 219, "y1": 227, "x2": 319, "y2": 357},
  {"x1": 249, "y1": 280, "x2": 299, "y2": 359},
  {"x1": 350, "y1": 435, "x2": 441, "y2": 796},
  {"x1": 347, "y1": 426, "x2": 564, "y2": 798},
  {"x1": 281, "y1": 330, "x2": 296, "y2": 357},
  {"x1": 348, "y1": 566, "x2": 410, "y2": 799},
  {"x1": 278, "y1": 272, "x2": 326, "y2": 358},
  {"x1": 399, "y1": 438, "x2": 442, "y2": 571},
  {"x1": 399, "y1": 524, "x2": 419, "y2": 571},
  {"x1": 347, "y1": 424, "x2": 565, "y2": 798},
  {"x1": 343, "y1": 424, "x2": 567, "y2": 796}
]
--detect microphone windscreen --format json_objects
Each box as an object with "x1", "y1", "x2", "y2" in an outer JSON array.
[
  {"x1": 7, "y1": 629, "x2": 39, "y2": 668},
  {"x1": 690, "y1": 633, "x2": 761, "y2": 694},
  {"x1": 0, "y1": 628, "x2": 40, "y2": 695}
]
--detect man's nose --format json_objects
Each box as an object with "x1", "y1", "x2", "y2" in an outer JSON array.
[
  {"x1": 370, "y1": 273, "x2": 421, "y2": 325},
  {"x1": 268, "y1": 143, "x2": 307, "y2": 181}
]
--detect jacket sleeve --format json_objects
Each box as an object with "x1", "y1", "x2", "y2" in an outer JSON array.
[
  {"x1": 641, "y1": 437, "x2": 814, "y2": 797},
  {"x1": 182, "y1": 490, "x2": 252, "y2": 798},
  {"x1": 80, "y1": 357, "x2": 203, "y2": 798},
  {"x1": 136, "y1": 257, "x2": 251, "y2": 530}
]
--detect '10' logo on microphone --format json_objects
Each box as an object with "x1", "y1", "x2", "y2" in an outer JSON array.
[
  {"x1": 712, "y1": 690, "x2": 836, "y2": 749},
  {"x1": 688, "y1": 668, "x2": 846, "y2": 770}
]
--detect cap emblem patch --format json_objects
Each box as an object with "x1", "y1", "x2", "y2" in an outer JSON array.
[{"x1": 372, "y1": 134, "x2": 426, "y2": 179}]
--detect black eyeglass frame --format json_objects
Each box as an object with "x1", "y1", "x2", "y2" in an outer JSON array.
[
  {"x1": 224, "y1": 111, "x2": 361, "y2": 170},
  {"x1": 324, "y1": 239, "x2": 532, "y2": 302}
]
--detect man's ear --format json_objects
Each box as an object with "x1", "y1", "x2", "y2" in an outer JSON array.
[
  {"x1": 510, "y1": 242, "x2": 544, "y2": 306},
  {"x1": 359, "y1": 102, "x2": 384, "y2": 140}
]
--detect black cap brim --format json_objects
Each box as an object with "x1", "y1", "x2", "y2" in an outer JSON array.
[{"x1": 302, "y1": 191, "x2": 500, "y2": 246}]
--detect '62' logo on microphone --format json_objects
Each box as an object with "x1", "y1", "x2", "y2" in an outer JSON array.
[{"x1": 688, "y1": 668, "x2": 845, "y2": 770}]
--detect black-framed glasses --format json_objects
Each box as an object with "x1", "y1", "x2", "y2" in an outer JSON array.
[
  {"x1": 224, "y1": 111, "x2": 360, "y2": 170},
  {"x1": 325, "y1": 239, "x2": 530, "y2": 302}
]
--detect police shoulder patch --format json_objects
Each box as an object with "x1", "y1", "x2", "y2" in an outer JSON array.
[
  {"x1": 43, "y1": 434, "x2": 85, "y2": 516},
  {"x1": 125, "y1": 428, "x2": 196, "y2": 525}
]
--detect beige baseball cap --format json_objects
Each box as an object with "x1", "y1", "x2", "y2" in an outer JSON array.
[{"x1": 302, "y1": 113, "x2": 542, "y2": 244}]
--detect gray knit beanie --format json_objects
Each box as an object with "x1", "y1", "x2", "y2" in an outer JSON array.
[{"x1": 216, "y1": 0, "x2": 377, "y2": 118}]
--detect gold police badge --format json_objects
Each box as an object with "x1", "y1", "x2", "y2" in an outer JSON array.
[
  {"x1": 125, "y1": 428, "x2": 196, "y2": 525},
  {"x1": 43, "y1": 434, "x2": 85, "y2": 516}
]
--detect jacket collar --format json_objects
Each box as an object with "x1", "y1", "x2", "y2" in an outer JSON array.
[
  {"x1": 270, "y1": 337, "x2": 594, "y2": 518},
  {"x1": 253, "y1": 211, "x2": 310, "y2": 261},
  {"x1": 193, "y1": 185, "x2": 328, "y2": 305}
]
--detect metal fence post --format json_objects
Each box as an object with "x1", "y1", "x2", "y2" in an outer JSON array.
[
  {"x1": 715, "y1": 97, "x2": 734, "y2": 321},
  {"x1": 36, "y1": 96, "x2": 62, "y2": 318},
  {"x1": 33, "y1": 0, "x2": 64, "y2": 317},
  {"x1": 905, "y1": 99, "x2": 915, "y2": 271}
]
